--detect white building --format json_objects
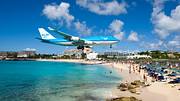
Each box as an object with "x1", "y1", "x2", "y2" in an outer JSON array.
[
  {"x1": 64, "y1": 49, "x2": 83, "y2": 59},
  {"x1": 17, "y1": 48, "x2": 36, "y2": 58},
  {"x1": 86, "y1": 52, "x2": 98, "y2": 60},
  {"x1": 127, "y1": 54, "x2": 151, "y2": 59}
]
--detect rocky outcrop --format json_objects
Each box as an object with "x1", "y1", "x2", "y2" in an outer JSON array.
[{"x1": 107, "y1": 96, "x2": 141, "y2": 101}]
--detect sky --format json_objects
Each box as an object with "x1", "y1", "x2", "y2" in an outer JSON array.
[{"x1": 0, "y1": 0, "x2": 180, "y2": 54}]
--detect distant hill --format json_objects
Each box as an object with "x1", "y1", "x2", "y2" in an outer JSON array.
[{"x1": 138, "y1": 50, "x2": 180, "y2": 59}]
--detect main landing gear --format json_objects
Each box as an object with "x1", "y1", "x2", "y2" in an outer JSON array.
[
  {"x1": 77, "y1": 46, "x2": 91, "y2": 50},
  {"x1": 110, "y1": 44, "x2": 112, "y2": 48},
  {"x1": 77, "y1": 46, "x2": 84, "y2": 50}
]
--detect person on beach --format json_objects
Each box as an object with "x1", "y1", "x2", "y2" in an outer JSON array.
[
  {"x1": 138, "y1": 66, "x2": 141, "y2": 74},
  {"x1": 129, "y1": 65, "x2": 131, "y2": 74},
  {"x1": 143, "y1": 74, "x2": 147, "y2": 83},
  {"x1": 133, "y1": 65, "x2": 135, "y2": 73}
]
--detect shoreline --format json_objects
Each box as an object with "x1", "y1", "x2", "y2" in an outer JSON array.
[
  {"x1": 36, "y1": 59, "x2": 180, "y2": 101},
  {"x1": 12, "y1": 59, "x2": 180, "y2": 101},
  {"x1": 104, "y1": 61, "x2": 180, "y2": 101},
  {"x1": 35, "y1": 59, "x2": 105, "y2": 65}
]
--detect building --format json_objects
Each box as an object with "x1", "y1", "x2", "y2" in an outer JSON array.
[
  {"x1": 0, "y1": 52, "x2": 8, "y2": 59},
  {"x1": 17, "y1": 48, "x2": 36, "y2": 58},
  {"x1": 83, "y1": 47, "x2": 92, "y2": 54},
  {"x1": 0, "y1": 51, "x2": 18, "y2": 59},
  {"x1": 86, "y1": 52, "x2": 98, "y2": 60},
  {"x1": 104, "y1": 52, "x2": 121, "y2": 56},
  {"x1": 64, "y1": 49, "x2": 83, "y2": 59},
  {"x1": 104, "y1": 51, "x2": 131, "y2": 58},
  {"x1": 127, "y1": 54, "x2": 151, "y2": 59},
  {"x1": 102, "y1": 51, "x2": 151, "y2": 59}
]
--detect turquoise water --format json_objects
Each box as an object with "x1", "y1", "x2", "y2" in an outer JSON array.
[{"x1": 0, "y1": 61, "x2": 121, "y2": 101}]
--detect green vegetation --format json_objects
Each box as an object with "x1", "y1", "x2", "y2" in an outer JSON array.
[
  {"x1": 29, "y1": 54, "x2": 57, "y2": 59},
  {"x1": 138, "y1": 50, "x2": 180, "y2": 59}
]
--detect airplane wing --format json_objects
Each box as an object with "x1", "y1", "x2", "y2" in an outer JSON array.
[
  {"x1": 48, "y1": 27, "x2": 72, "y2": 40},
  {"x1": 48, "y1": 27, "x2": 84, "y2": 42}
]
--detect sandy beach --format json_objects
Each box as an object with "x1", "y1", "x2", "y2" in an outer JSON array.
[
  {"x1": 105, "y1": 62, "x2": 180, "y2": 101},
  {"x1": 36, "y1": 59, "x2": 180, "y2": 101}
]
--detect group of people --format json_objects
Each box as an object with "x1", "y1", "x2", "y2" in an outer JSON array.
[
  {"x1": 128, "y1": 61, "x2": 149, "y2": 83},
  {"x1": 109, "y1": 60, "x2": 150, "y2": 83}
]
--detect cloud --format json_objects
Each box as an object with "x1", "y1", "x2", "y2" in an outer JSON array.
[
  {"x1": 142, "y1": 40, "x2": 163, "y2": 50},
  {"x1": 151, "y1": 0, "x2": 180, "y2": 39},
  {"x1": 114, "y1": 32, "x2": 124, "y2": 40},
  {"x1": 149, "y1": 40, "x2": 163, "y2": 49},
  {"x1": 74, "y1": 21, "x2": 92, "y2": 35},
  {"x1": 43, "y1": 2, "x2": 92, "y2": 35},
  {"x1": 43, "y1": 2, "x2": 74, "y2": 26},
  {"x1": 109, "y1": 19, "x2": 124, "y2": 33},
  {"x1": 76, "y1": 0, "x2": 127, "y2": 15},
  {"x1": 109, "y1": 19, "x2": 124, "y2": 40},
  {"x1": 127, "y1": 31, "x2": 139, "y2": 41},
  {"x1": 168, "y1": 35, "x2": 180, "y2": 49}
]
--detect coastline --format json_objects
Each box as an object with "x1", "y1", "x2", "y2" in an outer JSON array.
[
  {"x1": 35, "y1": 59, "x2": 105, "y2": 65},
  {"x1": 103, "y1": 61, "x2": 180, "y2": 101},
  {"x1": 36, "y1": 59, "x2": 180, "y2": 101}
]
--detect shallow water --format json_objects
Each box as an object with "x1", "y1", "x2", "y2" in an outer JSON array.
[{"x1": 0, "y1": 61, "x2": 121, "y2": 101}]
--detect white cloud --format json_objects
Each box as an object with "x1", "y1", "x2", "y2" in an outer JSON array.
[
  {"x1": 152, "y1": 0, "x2": 180, "y2": 39},
  {"x1": 109, "y1": 19, "x2": 124, "y2": 33},
  {"x1": 43, "y1": 2, "x2": 92, "y2": 35},
  {"x1": 140, "y1": 40, "x2": 164, "y2": 50},
  {"x1": 168, "y1": 35, "x2": 180, "y2": 49},
  {"x1": 43, "y1": 2, "x2": 74, "y2": 26},
  {"x1": 109, "y1": 19, "x2": 124, "y2": 40},
  {"x1": 76, "y1": 0, "x2": 127, "y2": 15},
  {"x1": 24, "y1": 48, "x2": 36, "y2": 51},
  {"x1": 146, "y1": 40, "x2": 163, "y2": 49},
  {"x1": 114, "y1": 32, "x2": 124, "y2": 40},
  {"x1": 149, "y1": 41, "x2": 163, "y2": 49},
  {"x1": 74, "y1": 21, "x2": 92, "y2": 35},
  {"x1": 128, "y1": 31, "x2": 139, "y2": 41}
]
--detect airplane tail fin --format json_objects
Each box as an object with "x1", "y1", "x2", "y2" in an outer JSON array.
[{"x1": 38, "y1": 28, "x2": 56, "y2": 39}]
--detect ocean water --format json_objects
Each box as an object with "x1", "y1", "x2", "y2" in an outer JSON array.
[{"x1": 0, "y1": 61, "x2": 121, "y2": 101}]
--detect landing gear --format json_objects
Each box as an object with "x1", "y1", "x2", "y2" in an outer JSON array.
[
  {"x1": 110, "y1": 44, "x2": 112, "y2": 48},
  {"x1": 76, "y1": 45, "x2": 93, "y2": 59},
  {"x1": 85, "y1": 46, "x2": 91, "y2": 48},
  {"x1": 77, "y1": 46, "x2": 91, "y2": 50},
  {"x1": 77, "y1": 46, "x2": 84, "y2": 50}
]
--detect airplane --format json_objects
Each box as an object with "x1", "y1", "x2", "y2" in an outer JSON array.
[{"x1": 37, "y1": 27, "x2": 119, "y2": 50}]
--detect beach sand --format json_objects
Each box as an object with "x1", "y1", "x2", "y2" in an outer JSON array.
[{"x1": 106, "y1": 62, "x2": 180, "y2": 101}]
